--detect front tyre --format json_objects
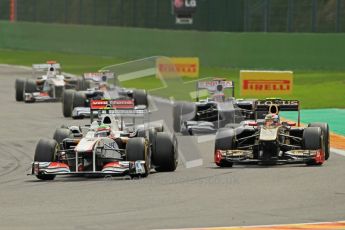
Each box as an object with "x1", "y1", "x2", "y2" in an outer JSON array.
[
  {"x1": 34, "y1": 138, "x2": 59, "y2": 180},
  {"x1": 153, "y1": 133, "x2": 178, "y2": 172},
  {"x1": 73, "y1": 91, "x2": 86, "y2": 108},
  {"x1": 24, "y1": 79, "x2": 37, "y2": 93},
  {"x1": 126, "y1": 137, "x2": 149, "y2": 177},
  {"x1": 303, "y1": 127, "x2": 323, "y2": 166},
  {"x1": 133, "y1": 90, "x2": 148, "y2": 107},
  {"x1": 15, "y1": 79, "x2": 25, "y2": 101},
  {"x1": 308, "y1": 123, "x2": 330, "y2": 160},
  {"x1": 214, "y1": 128, "x2": 235, "y2": 167},
  {"x1": 62, "y1": 89, "x2": 75, "y2": 117}
]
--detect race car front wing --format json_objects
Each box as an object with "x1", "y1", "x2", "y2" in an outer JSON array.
[
  {"x1": 24, "y1": 92, "x2": 58, "y2": 103},
  {"x1": 215, "y1": 149, "x2": 324, "y2": 164},
  {"x1": 31, "y1": 160, "x2": 147, "y2": 177}
]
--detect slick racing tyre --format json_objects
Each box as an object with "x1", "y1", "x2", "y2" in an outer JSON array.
[
  {"x1": 126, "y1": 137, "x2": 149, "y2": 177},
  {"x1": 73, "y1": 91, "x2": 86, "y2": 108},
  {"x1": 303, "y1": 127, "x2": 323, "y2": 166},
  {"x1": 133, "y1": 90, "x2": 148, "y2": 107},
  {"x1": 34, "y1": 138, "x2": 59, "y2": 180},
  {"x1": 303, "y1": 127, "x2": 322, "y2": 150},
  {"x1": 62, "y1": 89, "x2": 75, "y2": 117},
  {"x1": 153, "y1": 133, "x2": 178, "y2": 172},
  {"x1": 308, "y1": 123, "x2": 330, "y2": 160},
  {"x1": 214, "y1": 128, "x2": 235, "y2": 167},
  {"x1": 53, "y1": 128, "x2": 73, "y2": 145},
  {"x1": 24, "y1": 79, "x2": 37, "y2": 93},
  {"x1": 76, "y1": 78, "x2": 91, "y2": 91},
  {"x1": 15, "y1": 79, "x2": 25, "y2": 101}
]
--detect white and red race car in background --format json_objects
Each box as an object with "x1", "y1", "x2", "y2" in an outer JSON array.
[
  {"x1": 15, "y1": 61, "x2": 85, "y2": 103},
  {"x1": 62, "y1": 71, "x2": 148, "y2": 119}
]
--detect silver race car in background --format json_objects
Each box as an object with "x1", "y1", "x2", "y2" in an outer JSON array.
[
  {"x1": 214, "y1": 99, "x2": 330, "y2": 167},
  {"x1": 62, "y1": 72, "x2": 148, "y2": 119},
  {"x1": 173, "y1": 78, "x2": 257, "y2": 135},
  {"x1": 31, "y1": 99, "x2": 177, "y2": 180},
  {"x1": 15, "y1": 61, "x2": 84, "y2": 103}
]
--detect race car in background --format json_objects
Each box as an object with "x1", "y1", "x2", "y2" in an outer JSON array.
[
  {"x1": 173, "y1": 78, "x2": 257, "y2": 135},
  {"x1": 15, "y1": 61, "x2": 85, "y2": 103},
  {"x1": 62, "y1": 72, "x2": 148, "y2": 119},
  {"x1": 31, "y1": 99, "x2": 177, "y2": 180},
  {"x1": 214, "y1": 99, "x2": 330, "y2": 167}
]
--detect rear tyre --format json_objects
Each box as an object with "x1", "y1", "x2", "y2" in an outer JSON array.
[
  {"x1": 308, "y1": 123, "x2": 330, "y2": 160},
  {"x1": 153, "y1": 133, "x2": 178, "y2": 172},
  {"x1": 53, "y1": 128, "x2": 73, "y2": 145},
  {"x1": 24, "y1": 79, "x2": 37, "y2": 93},
  {"x1": 34, "y1": 138, "x2": 58, "y2": 180},
  {"x1": 214, "y1": 128, "x2": 235, "y2": 167},
  {"x1": 15, "y1": 79, "x2": 25, "y2": 101},
  {"x1": 62, "y1": 89, "x2": 75, "y2": 117},
  {"x1": 133, "y1": 90, "x2": 148, "y2": 106},
  {"x1": 84, "y1": 80, "x2": 91, "y2": 90},
  {"x1": 54, "y1": 86, "x2": 64, "y2": 100},
  {"x1": 126, "y1": 137, "x2": 149, "y2": 177},
  {"x1": 303, "y1": 127, "x2": 323, "y2": 166},
  {"x1": 77, "y1": 78, "x2": 91, "y2": 90}
]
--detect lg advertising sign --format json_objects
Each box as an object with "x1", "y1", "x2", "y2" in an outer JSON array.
[
  {"x1": 173, "y1": 0, "x2": 197, "y2": 24},
  {"x1": 174, "y1": 0, "x2": 197, "y2": 9}
]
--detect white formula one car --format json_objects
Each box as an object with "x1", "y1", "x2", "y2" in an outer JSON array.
[
  {"x1": 62, "y1": 72, "x2": 148, "y2": 119},
  {"x1": 15, "y1": 61, "x2": 85, "y2": 103},
  {"x1": 30, "y1": 99, "x2": 177, "y2": 180},
  {"x1": 173, "y1": 78, "x2": 257, "y2": 135}
]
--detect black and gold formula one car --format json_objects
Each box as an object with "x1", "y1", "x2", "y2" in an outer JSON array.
[{"x1": 214, "y1": 99, "x2": 330, "y2": 167}]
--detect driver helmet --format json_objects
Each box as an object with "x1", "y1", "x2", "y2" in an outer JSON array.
[
  {"x1": 95, "y1": 124, "x2": 111, "y2": 137},
  {"x1": 47, "y1": 67, "x2": 56, "y2": 77},
  {"x1": 99, "y1": 82, "x2": 109, "y2": 92},
  {"x1": 265, "y1": 114, "x2": 279, "y2": 126}
]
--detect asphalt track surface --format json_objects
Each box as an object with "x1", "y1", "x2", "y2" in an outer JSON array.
[{"x1": 1, "y1": 65, "x2": 345, "y2": 230}]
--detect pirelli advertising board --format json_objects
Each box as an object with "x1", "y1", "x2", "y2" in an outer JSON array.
[
  {"x1": 156, "y1": 57, "x2": 199, "y2": 78},
  {"x1": 240, "y1": 70, "x2": 293, "y2": 96}
]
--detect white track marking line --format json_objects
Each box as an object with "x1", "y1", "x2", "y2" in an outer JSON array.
[
  {"x1": 331, "y1": 148, "x2": 345, "y2": 157},
  {"x1": 155, "y1": 220, "x2": 345, "y2": 230}
]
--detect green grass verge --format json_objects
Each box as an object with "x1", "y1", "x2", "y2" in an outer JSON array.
[
  {"x1": 1, "y1": 49, "x2": 345, "y2": 109},
  {"x1": 1, "y1": 21, "x2": 345, "y2": 70}
]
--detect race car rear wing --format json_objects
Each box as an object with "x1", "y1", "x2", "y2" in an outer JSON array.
[
  {"x1": 32, "y1": 63, "x2": 61, "y2": 70},
  {"x1": 196, "y1": 79, "x2": 235, "y2": 101},
  {"x1": 83, "y1": 72, "x2": 115, "y2": 83},
  {"x1": 89, "y1": 99, "x2": 147, "y2": 122},
  {"x1": 254, "y1": 99, "x2": 300, "y2": 126}
]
